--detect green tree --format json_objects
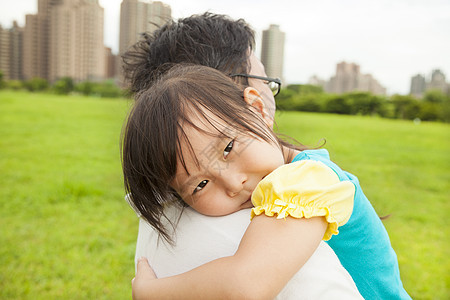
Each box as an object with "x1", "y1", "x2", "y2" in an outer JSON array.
[
  {"x1": 53, "y1": 77, "x2": 74, "y2": 95},
  {"x1": 423, "y1": 90, "x2": 446, "y2": 103},
  {"x1": 344, "y1": 92, "x2": 380, "y2": 115},
  {"x1": 92, "y1": 80, "x2": 123, "y2": 98},
  {"x1": 24, "y1": 77, "x2": 49, "y2": 92},
  {"x1": 421, "y1": 91, "x2": 450, "y2": 122},
  {"x1": 404, "y1": 102, "x2": 421, "y2": 120},
  {"x1": 441, "y1": 97, "x2": 450, "y2": 122},
  {"x1": 286, "y1": 84, "x2": 323, "y2": 95},
  {"x1": 0, "y1": 70, "x2": 4, "y2": 89},
  {"x1": 75, "y1": 81, "x2": 94, "y2": 96},
  {"x1": 5, "y1": 80, "x2": 24, "y2": 90},
  {"x1": 390, "y1": 94, "x2": 418, "y2": 119},
  {"x1": 419, "y1": 102, "x2": 440, "y2": 121},
  {"x1": 276, "y1": 89, "x2": 296, "y2": 110},
  {"x1": 325, "y1": 96, "x2": 352, "y2": 114},
  {"x1": 277, "y1": 84, "x2": 324, "y2": 112},
  {"x1": 295, "y1": 95, "x2": 322, "y2": 112}
]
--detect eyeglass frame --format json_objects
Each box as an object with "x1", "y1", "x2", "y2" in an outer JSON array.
[{"x1": 229, "y1": 73, "x2": 282, "y2": 96}]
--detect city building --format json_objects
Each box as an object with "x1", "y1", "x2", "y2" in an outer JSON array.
[
  {"x1": 0, "y1": 22, "x2": 24, "y2": 80},
  {"x1": 410, "y1": 69, "x2": 449, "y2": 98},
  {"x1": 410, "y1": 74, "x2": 426, "y2": 98},
  {"x1": 308, "y1": 75, "x2": 326, "y2": 88},
  {"x1": 260, "y1": 24, "x2": 285, "y2": 81},
  {"x1": 49, "y1": 0, "x2": 105, "y2": 82},
  {"x1": 427, "y1": 69, "x2": 447, "y2": 94},
  {"x1": 327, "y1": 62, "x2": 360, "y2": 94},
  {"x1": 311, "y1": 61, "x2": 386, "y2": 95},
  {"x1": 23, "y1": 0, "x2": 105, "y2": 82},
  {"x1": 105, "y1": 47, "x2": 117, "y2": 79},
  {"x1": 23, "y1": 11, "x2": 46, "y2": 80},
  {"x1": 119, "y1": 0, "x2": 171, "y2": 55},
  {"x1": 0, "y1": 25, "x2": 11, "y2": 80},
  {"x1": 9, "y1": 22, "x2": 24, "y2": 81}
]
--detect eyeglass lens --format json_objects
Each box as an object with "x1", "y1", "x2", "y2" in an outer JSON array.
[{"x1": 268, "y1": 81, "x2": 279, "y2": 95}]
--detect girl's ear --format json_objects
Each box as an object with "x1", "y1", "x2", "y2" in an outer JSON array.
[{"x1": 243, "y1": 87, "x2": 274, "y2": 127}]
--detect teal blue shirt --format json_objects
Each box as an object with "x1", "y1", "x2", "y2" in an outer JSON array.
[{"x1": 292, "y1": 149, "x2": 410, "y2": 299}]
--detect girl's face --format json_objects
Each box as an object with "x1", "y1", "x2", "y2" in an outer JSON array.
[{"x1": 170, "y1": 107, "x2": 286, "y2": 216}]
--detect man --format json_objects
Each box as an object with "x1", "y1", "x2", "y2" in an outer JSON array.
[
  {"x1": 123, "y1": 13, "x2": 276, "y2": 118},
  {"x1": 123, "y1": 13, "x2": 361, "y2": 298}
]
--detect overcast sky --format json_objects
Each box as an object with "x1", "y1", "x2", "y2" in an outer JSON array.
[{"x1": 1, "y1": 0, "x2": 449, "y2": 95}]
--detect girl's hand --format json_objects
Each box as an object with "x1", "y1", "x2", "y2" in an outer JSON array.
[{"x1": 132, "y1": 257, "x2": 157, "y2": 300}]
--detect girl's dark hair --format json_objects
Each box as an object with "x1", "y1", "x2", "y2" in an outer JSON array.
[{"x1": 121, "y1": 64, "x2": 307, "y2": 243}]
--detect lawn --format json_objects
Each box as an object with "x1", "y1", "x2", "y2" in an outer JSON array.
[{"x1": 0, "y1": 90, "x2": 449, "y2": 299}]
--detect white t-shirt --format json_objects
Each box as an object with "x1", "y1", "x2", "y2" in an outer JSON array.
[{"x1": 133, "y1": 205, "x2": 362, "y2": 299}]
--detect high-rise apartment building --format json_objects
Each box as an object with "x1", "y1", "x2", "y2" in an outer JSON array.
[
  {"x1": 23, "y1": 0, "x2": 105, "y2": 82},
  {"x1": 327, "y1": 62, "x2": 360, "y2": 94},
  {"x1": 260, "y1": 24, "x2": 285, "y2": 81},
  {"x1": 409, "y1": 69, "x2": 449, "y2": 98},
  {"x1": 48, "y1": 0, "x2": 105, "y2": 82},
  {"x1": 23, "y1": 0, "x2": 55, "y2": 80},
  {"x1": 410, "y1": 74, "x2": 426, "y2": 98},
  {"x1": 0, "y1": 25, "x2": 11, "y2": 80},
  {"x1": 105, "y1": 47, "x2": 117, "y2": 79},
  {"x1": 308, "y1": 75, "x2": 327, "y2": 88},
  {"x1": 325, "y1": 61, "x2": 386, "y2": 95},
  {"x1": 0, "y1": 22, "x2": 24, "y2": 80},
  {"x1": 9, "y1": 22, "x2": 24, "y2": 80},
  {"x1": 427, "y1": 69, "x2": 447, "y2": 94},
  {"x1": 23, "y1": 14, "x2": 41, "y2": 79},
  {"x1": 119, "y1": 0, "x2": 171, "y2": 55}
]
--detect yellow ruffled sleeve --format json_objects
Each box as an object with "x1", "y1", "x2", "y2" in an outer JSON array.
[{"x1": 251, "y1": 160, "x2": 355, "y2": 240}]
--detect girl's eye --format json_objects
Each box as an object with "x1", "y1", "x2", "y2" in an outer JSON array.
[
  {"x1": 193, "y1": 180, "x2": 209, "y2": 194},
  {"x1": 223, "y1": 140, "x2": 234, "y2": 159}
]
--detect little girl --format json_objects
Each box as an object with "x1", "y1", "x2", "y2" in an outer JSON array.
[{"x1": 122, "y1": 64, "x2": 410, "y2": 299}]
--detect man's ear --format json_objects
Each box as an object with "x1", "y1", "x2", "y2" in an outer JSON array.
[{"x1": 243, "y1": 87, "x2": 274, "y2": 127}]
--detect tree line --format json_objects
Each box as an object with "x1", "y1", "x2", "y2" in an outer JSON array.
[
  {"x1": 276, "y1": 84, "x2": 450, "y2": 122},
  {"x1": 0, "y1": 72, "x2": 124, "y2": 98},
  {"x1": 1, "y1": 71, "x2": 449, "y2": 122}
]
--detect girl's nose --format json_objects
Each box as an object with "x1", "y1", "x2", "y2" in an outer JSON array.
[{"x1": 222, "y1": 171, "x2": 247, "y2": 197}]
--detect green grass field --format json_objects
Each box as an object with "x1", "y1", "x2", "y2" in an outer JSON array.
[{"x1": 1, "y1": 90, "x2": 449, "y2": 299}]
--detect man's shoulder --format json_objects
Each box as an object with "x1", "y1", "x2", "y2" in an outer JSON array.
[
  {"x1": 148, "y1": 206, "x2": 252, "y2": 238},
  {"x1": 136, "y1": 207, "x2": 252, "y2": 278}
]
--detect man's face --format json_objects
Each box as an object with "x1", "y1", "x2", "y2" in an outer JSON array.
[{"x1": 248, "y1": 52, "x2": 276, "y2": 119}]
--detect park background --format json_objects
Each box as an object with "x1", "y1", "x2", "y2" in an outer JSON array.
[
  {"x1": 1, "y1": 0, "x2": 449, "y2": 298},
  {"x1": 0, "y1": 89, "x2": 449, "y2": 299}
]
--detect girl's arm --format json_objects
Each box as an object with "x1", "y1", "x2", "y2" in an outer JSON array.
[{"x1": 132, "y1": 215, "x2": 327, "y2": 300}]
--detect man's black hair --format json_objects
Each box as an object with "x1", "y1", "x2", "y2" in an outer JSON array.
[{"x1": 122, "y1": 12, "x2": 255, "y2": 94}]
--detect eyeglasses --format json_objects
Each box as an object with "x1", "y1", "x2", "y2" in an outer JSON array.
[{"x1": 230, "y1": 74, "x2": 282, "y2": 96}]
